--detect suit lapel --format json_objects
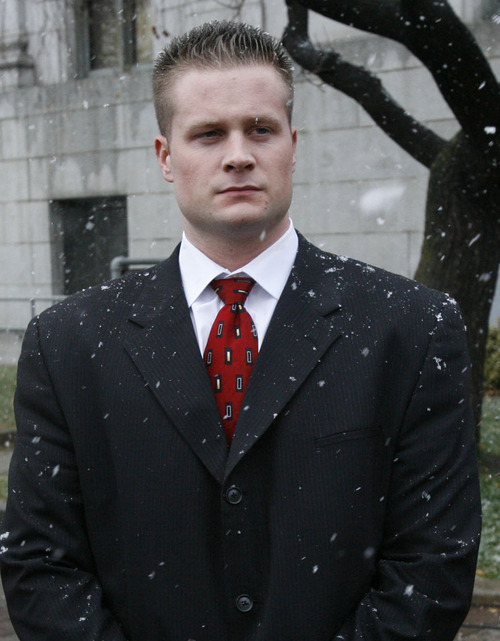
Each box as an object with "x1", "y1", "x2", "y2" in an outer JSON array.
[
  {"x1": 226, "y1": 236, "x2": 342, "y2": 477},
  {"x1": 123, "y1": 250, "x2": 228, "y2": 484}
]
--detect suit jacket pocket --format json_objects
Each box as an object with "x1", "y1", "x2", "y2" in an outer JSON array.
[{"x1": 315, "y1": 426, "x2": 382, "y2": 450}]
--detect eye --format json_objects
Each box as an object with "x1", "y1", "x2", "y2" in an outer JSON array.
[
  {"x1": 198, "y1": 130, "x2": 221, "y2": 140},
  {"x1": 253, "y1": 126, "x2": 271, "y2": 136}
]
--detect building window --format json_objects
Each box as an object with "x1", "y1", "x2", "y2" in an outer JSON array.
[
  {"x1": 76, "y1": 0, "x2": 152, "y2": 75},
  {"x1": 50, "y1": 197, "x2": 128, "y2": 295},
  {"x1": 483, "y1": 0, "x2": 500, "y2": 21},
  {"x1": 88, "y1": 1, "x2": 122, "y2": 70}
]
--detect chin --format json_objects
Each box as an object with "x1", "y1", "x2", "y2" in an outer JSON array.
[{"x1": 223, "y1": 213, "x2": 288, "y2": 241}]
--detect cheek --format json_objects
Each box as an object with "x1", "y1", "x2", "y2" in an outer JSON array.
[
  {"x1": 173, "y1": 166, "x2": 209, "y2": 206},
  {"x1": 172, "y1": 159, "x2": 198, "y2": 187},
  {"x1": 276, "y1": 158, "x2": 295, "y2": 187},
  {"x1": 275, "y1": 146, "x2": 296, "y2": 176}
]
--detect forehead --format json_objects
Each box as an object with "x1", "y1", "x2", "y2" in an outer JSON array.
[{"x1": 168, "y1": 65, "x2": 290, "y2": 123}]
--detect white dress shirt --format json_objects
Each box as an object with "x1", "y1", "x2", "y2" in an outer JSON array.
[{"x1": 179, "y1": 221, "x2": 299, "y2": 355}]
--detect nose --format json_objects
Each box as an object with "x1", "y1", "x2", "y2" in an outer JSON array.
[{"x1": 223, "y1": 133, "x2": 255, "y2": 172}]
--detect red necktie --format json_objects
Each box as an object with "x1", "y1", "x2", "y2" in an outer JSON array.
[{"x1": 204, "y1": 277, "x2": 258, "y2": 443}]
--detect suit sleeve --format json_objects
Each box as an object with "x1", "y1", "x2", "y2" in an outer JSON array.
[
  {"x1": 0, "y1": 316, "x2": 128, "y2": 641},
  {"x1": 333, "y1": 298, "x2": 481, "y2": 641}
]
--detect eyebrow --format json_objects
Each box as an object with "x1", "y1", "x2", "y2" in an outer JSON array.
[{"x1": 188, "y1": 121, "x2": 221, "y2": 132}]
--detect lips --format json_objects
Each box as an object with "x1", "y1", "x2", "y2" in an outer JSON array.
[{"x1": 219, "y1": 185, "x2": 261, "y2": 194}]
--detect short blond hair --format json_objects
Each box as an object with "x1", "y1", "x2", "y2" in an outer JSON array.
[{"x1": 153, "y1": 20, "x2": 294, "y2": 137}]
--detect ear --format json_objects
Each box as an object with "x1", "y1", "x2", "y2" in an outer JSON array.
[
  {"x1": 291, "y1": 127, "x2": 297, "y2": 173},
  {"x1": 155, "y1": 135, "x2": 174, "y2": 183}
]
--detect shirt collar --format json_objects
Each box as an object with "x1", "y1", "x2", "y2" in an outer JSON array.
[{"x1": 179, "y1": 221, "x2": 298, "y2": 307}]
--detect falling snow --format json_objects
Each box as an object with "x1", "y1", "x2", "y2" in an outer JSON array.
[{"x1": 359, "y1": 184, "x2": 405, "y2": 216}]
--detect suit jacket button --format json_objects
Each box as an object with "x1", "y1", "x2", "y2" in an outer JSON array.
[
  {"x1": 225, "y1": 486, "x2": 243, "y2": 504},
  {"x1": 236, "y1": 594, "x2": 253, "y2": 612}
]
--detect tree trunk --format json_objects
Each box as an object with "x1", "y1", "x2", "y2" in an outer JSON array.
[{"x1": 415, "y1": 131, "x2": 500, "y2": 439}]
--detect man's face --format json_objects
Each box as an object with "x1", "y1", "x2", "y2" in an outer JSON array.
[{"x1": 155, "y1": 65, "x2": 297, "y2": 252}]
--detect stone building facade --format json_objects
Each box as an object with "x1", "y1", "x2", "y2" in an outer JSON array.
[{"x1": 0, "y1": 0, "x2": 499, "y2": 344}]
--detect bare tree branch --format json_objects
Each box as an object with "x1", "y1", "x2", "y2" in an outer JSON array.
[
  {"x1": 287, "y1": 0, "x2": 407, "y2": 39},
  {"x1": 399, "y1": 0, "x2": 500, "y2": 163},
  {"x1": 283, "y1": 1, "x2": 445, "y2": 167},
  {"x1": 290, "y1": 0, "x2": 500, "y2": 163}
]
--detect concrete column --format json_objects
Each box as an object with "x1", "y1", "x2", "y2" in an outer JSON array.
[{"x1": 0, "y1": 0, "x2": 35, "y2": 89}]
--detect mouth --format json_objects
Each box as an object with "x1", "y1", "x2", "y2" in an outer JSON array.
[{"x1": 219, "y1": 185, "x2": 262, "y2": 194}]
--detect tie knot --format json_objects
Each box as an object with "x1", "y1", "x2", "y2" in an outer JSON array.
[{"x1": 212, "y1": 277, "x2": 255, "y2": 307}]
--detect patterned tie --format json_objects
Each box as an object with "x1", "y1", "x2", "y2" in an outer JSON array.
[{"x1": 204, "y1": 277, "x2": 258, "y2": 443}]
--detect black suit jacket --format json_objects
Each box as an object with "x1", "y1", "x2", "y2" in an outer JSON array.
[{"x1": 1, "y1": 235, "x2": 480, "y2": 641}]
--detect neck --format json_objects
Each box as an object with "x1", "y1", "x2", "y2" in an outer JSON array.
[{"x1": 184, "y1": 219, "x2": 290, "y2": 271}]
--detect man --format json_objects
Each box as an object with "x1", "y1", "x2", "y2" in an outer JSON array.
[{"x1": 1, "y1": 20, "x2": 480, "y2": 641}]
